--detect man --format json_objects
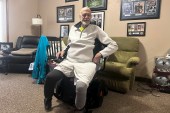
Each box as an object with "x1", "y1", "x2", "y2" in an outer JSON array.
[{"x1": 44, "y1": 7, "x2": 118, "y2": 112}]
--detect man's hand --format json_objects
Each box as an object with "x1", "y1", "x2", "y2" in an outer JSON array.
[
  {"x1": 93, "y1": 52, "x2": 102, "y2": 64},
  {"x1": 56, "y1": 50, "x2": 65, "y2": 59}
]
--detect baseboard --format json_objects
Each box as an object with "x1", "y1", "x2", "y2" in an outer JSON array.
[{"x1": 135, "y1": 76, "x2": 152, "y2": 83}]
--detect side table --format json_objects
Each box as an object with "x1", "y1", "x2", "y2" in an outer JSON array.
[{"x1": 0, "y1": 54, "x2": 9, "y2": 75}]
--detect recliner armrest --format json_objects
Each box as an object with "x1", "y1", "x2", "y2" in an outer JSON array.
[
  {"x1": 126, "y1": 57, "x2": 140, "y2": 68},
  {"x1": 102, "y1": 61, "x2": 132, "y2": 78},
  {"x1": 11, "y1": 48, "x2": 37, "y2": 56}
]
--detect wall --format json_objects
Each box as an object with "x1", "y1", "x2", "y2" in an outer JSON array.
[
  {"x1": 8, "y1": 0, "x2": 170, "y2": 79},
  {"x1": 8, "y1": 0, "x2": 38, "y2": 44}
]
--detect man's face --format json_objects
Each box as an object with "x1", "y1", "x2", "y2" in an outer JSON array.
[{"x1": 80, "y1": 9, "x2": 92, "y2": 26}]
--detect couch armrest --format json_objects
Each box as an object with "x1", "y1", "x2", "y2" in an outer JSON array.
[{"x1": 126, "y1": 57, "x2": 140, "y2": 68}]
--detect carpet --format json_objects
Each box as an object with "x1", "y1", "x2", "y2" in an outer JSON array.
[{"x1": 0, "y1": 73, "x2": 170, "y2": 113}]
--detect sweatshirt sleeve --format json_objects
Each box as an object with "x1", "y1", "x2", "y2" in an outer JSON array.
[{"x1": 96, "y1": 27, "x2": 118, "y2": 58}]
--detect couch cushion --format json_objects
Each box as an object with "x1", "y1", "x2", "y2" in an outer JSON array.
[{"x1": 11, "y1": 48, "x2": 37, "y2": 56}]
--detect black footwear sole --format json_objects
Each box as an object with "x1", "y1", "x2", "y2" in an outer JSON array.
[{"x1": 44, "y1": 98, "x2": 52, "y2": 112}]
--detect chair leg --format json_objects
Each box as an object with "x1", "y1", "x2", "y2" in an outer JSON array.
[
  {"x1": 130, "y1": 74, "x2": 135, "y2": 90},
  {"x1": 5, "y1": 57, "x2": 9, "y2": 75}
]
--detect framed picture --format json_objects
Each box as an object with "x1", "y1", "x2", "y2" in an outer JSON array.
[
  {"x1": 0, "y1": 42, "x2": 13, "y2": 51},
  {"x1": 57, "y1": 5, "x2": 74, "y2": 23},
  {"x1": 91, "y1": 11, "x2": 105, "y2": 30},
  {"x1": 65, "y1": 0, "x2": 78, "y2": 2},
  {"x1": 83, "y1": 0, "x2": 107, "y2": 11},
  {"x1": 120, "y1": 0, "x2": 161, "y2": 20},
  {"x1": 60, "y1": 25, "x2": 69, "y2": 37},
  {"x1": 127, "y1": 22, "x2": 146, "y2": 36}
]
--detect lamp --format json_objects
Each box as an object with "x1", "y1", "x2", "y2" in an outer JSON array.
[{"x1": 32, "y1": 14, "x2": 43, "y2": 36}]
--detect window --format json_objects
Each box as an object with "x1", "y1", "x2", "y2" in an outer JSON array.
[{"x1": 0, "y1": 0, "x2": 7, "y2": 42}]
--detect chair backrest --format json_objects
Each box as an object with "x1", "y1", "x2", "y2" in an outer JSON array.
[
  {"x1": 15, "y1": 36, "x2": 23, "y2": 50},
  {"x1": 46, "y1": 36, "x2": 62, "y2": 60},
  {"x1": 108, "y1": 37, "x2": 140, "y2": 63},
  {"x1": 20, "y1": 36, "x2": 40, "y2": 48}
]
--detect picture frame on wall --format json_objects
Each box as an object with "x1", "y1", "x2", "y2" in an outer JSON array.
[
  {"x1": 91, "y1": 11, "x2": 105, "y2": 30},
  {"x1": 60, "y1": 25, "x2": 69, "y2": 37},
  {"x1": 65, "y1": 0, "x2": 78, "y2": 2},
  {"x1": 120, "y1": 0, "x2": 161, "y2": 20},
  {"x1": 57, "y1": 5, "x2": 74, "y2": 23},
  {"x1": 83, "y1": 0, "x2": 107, "y2": 11},
  {"x1": 0, "y1": 42, "x2": 13, "y2": 51},
  {"x1": 127, "y1": 22, "x2": 146, "y2": 36}
]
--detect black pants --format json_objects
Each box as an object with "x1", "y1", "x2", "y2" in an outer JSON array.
[
  {"x1": 44, "y1": 69, "x2": 88, "y2": 109},
  {"x1": 44, "y1": 69, "x2": 65, "y2": 99}
]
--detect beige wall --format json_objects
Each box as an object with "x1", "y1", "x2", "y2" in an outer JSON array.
[
  {"x1": 8, "y1": 0, "x2": 170, "y2": 79},
  {"x1": 8, "y1": 0, "x2": 38, "y2": 44}
]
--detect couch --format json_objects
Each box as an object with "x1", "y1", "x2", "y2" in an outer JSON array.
[
  {"x1": 96, "y1": 37, "x2": 140, "y2": 93},
  {"x1": 8, "y1": 36, "x2": 39, "y2": 73}
]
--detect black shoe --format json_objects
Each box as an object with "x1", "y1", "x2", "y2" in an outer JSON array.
[
  {"x1": 44, "y1": 98, "x2": 52, "y2": 112},
  {"x1": 74, "y1": 107, "x2": 91, "y2": 113}
]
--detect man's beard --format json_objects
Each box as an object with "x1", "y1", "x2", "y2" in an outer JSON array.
[{"x1": 81, "y1": 20, "x2": 90, "y2": 26}]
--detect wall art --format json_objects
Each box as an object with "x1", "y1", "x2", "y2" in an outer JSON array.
[
  {"x1": 57, "y1": 5, "x2": 74, "y2": 23},
  {"x1": 65, "y1": 0, "x2": 78, "y2": 2},
  {"x1": 127, "y1": 22, "x2": 146, "y2": 36},
  {"x1": 60, "y1": 25, "x2": 69, "y2": 37},
  {"x1": 91, "y1": 11, "x2": 105, "y2": 30},
  {"x1": 83, "y1": 0, "x2": 107, "y2": 11},
  {"x1": 120, "y1": 0, "x2": 161, "y2": 20}
]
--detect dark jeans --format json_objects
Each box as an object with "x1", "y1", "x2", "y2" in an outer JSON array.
[{"x1": 44, "y1": 69, "x2": 65, "y2": 99}]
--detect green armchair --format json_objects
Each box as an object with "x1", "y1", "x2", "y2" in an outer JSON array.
[{"x1": 97, "y1": 37, "x2": 140, "y2": 93}]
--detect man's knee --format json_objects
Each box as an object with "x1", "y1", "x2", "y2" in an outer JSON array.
[{"x1": 46, "y1": 69, "x2": 65, "y2": 81}]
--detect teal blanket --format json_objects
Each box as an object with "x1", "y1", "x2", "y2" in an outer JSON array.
[{"x1": 32, "y1": 35, "x2": 49, "y2": 84}]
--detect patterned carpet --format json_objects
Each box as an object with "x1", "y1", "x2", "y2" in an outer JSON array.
[{"x1": 0, "y1": 73, "x2": 170, "y2": 113}]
